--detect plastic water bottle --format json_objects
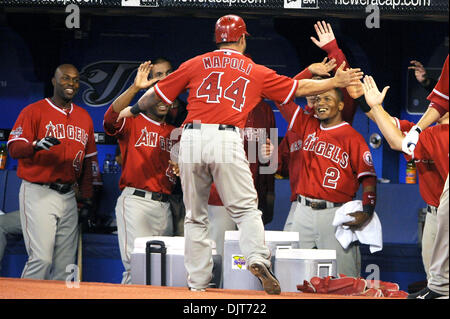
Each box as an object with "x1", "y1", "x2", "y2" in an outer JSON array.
[
  {"x1": 112, "y1": 159, "x2": 120, "y2": 173},
  {"x1": 103, "y1": 154, "x2": 111, "y2": 174}
]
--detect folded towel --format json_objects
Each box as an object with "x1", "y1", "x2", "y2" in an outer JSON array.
[{"x1": 332, "y1": 200, "x2": 383, "y2": 253}]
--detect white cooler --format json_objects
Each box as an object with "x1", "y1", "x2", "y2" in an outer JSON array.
[
  {"x1": 223, "y1": 230, "x2": 299, "y2": 291},
  {"x1": 130, "y1": 236, "x2": 222, "y2": 287},
  {"x1": 274, "y1": 247, "x2": 337, "y2": 292}
]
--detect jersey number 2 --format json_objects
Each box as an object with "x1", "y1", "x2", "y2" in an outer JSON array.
[
  {"x1": 323, "y1": 167, "x2": 340, "y2": 189},
  {"x1": 196, "y1": 72, "x2": 250, "y2": 111}
]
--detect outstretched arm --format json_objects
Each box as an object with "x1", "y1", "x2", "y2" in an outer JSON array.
[
  {"x1": 362, "y1": 76, "x2": 404, "y2": 151},
  {"x1": 116, "y1": 62, "x2": 163, "y2": 121},
  {"x1": 295, "y1": 61, "x2": 363, "y2": 97},
  {"x1": 111, "y1": 61, "x2": 157, "y2": 113}
]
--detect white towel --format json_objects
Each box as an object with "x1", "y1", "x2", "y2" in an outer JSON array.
[{"x1": 332, "y1": 200, "x2": 383, "y2": 253}]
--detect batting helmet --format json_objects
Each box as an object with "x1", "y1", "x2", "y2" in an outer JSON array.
[{"x1": 215, "y1": 15, "x2": 250, "y2": 44}]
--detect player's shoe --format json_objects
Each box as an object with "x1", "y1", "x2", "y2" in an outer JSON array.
[
  {"x1": 407, "y1": 287, "x2": 449, "y2": 299},
  {"x1": 249, "y1": 262, "x2": 281, "y2": 295},
  {"x1": 189, "y1": 287, "x2": 206, "y2": 292}
]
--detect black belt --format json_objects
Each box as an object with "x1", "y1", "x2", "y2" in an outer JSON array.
[
  {"x1": 297, "y1": 195, "x2": 343, "y2": 210},
  {"x1": 133, "y1": 189, "x2": 169, "y2": 202},
  {"x1": 35, "y1": 182, "x2": 73, "y2": 194},
  {"x1": 183, "y1": 123, "x2": 237, "y2": 131}
]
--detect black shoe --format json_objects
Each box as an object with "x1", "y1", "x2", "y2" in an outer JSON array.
[
  {"x1": 407, "y1": 287, "x2": 448, "y2": 299},
  {"x1": 249, "y1": 262, "x2": 281, "y2": 295}
]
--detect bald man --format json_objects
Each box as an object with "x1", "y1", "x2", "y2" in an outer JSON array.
[{"x1": 8, "y1": 64, "x2": 98, "y2": 280}]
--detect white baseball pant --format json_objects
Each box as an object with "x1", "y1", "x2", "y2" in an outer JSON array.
[
  {"x1": 115, "y1": 186, "x2": 173, "y2": 284},
  {"x1": 179, "y1": 124, "x2": 271, "y2": 290},
  {"x1": 19, "y1": 180, "x2": 78, "y2": 280}
]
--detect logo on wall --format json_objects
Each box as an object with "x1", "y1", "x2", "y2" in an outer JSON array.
[
  {"x1": 79, "y1": 61, "x2": 140, "y2": 107},
  {"x1": 284, "y1": 0, "x2": 319, "y2": 9}
]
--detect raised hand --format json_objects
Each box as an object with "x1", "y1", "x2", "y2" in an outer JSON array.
[
  {"x1": 308, "y1": 57, "x2": 337, "y2": 77},
  {"x1": 260, "y1": 138, "x2": 275, "y2": 160},
  {"x1": 362, "y1": 75, "x2": 390, "y2": 108},
  {"x1": 408, "y1": 60, "x2": 427, "y2": 83},
  {"x1": 134, "y1": 61, "x2": 158, "y2": 90},
  {"x1": 310, "y1": 21, "x2": 336, "y2": 48},
  {"x1": 333, "y1": 62, "x2": 364, "y2": 88},
  {"x1": 117, "y1": 106, "x2": 134, "y2": 122}
]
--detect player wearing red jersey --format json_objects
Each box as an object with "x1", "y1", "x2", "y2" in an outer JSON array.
[
  {"x1": 117, "y1": 15, "x2": 362, "y2": 294},
  {"x1": 394, "y1": 115, "x2": 448, "y2": 281},
  {"x1": 278, "y1": 85, "x2": 377, "y2": 277},
  {"x1": 361, "y1": 75, "x2": 449, "y2": 299},
  {"x1": 104, "y1": 61, "x2": 177, "y2": 284},
  {"x1": 7, "y1": 64, "x2": 97, "y2": 280}
]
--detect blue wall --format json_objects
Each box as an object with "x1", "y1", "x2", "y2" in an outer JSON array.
[{"x1": 1, "y1": 14, "x2": 448, "y2": 179}]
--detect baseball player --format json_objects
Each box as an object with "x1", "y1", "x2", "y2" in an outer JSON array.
[
  {"x1": 361, "y1": 73, "x2": 449, "y2": 299},
  {"x1": 149, "y1": 57, "x2": 189, "y2": 237},
  {"x1": 360, "y1": 76, "x2": 448, "y2": 281},
  {"x1": 7, "y1": 64, "x2": 97, "y2": 280},
  {"x1": 117, "y1": 14, "x2": 363, "y2": 294},
  {"x1": 207, "y1": 100, "x2": 276, "y2": 260},
  {"x1": 103, "y1": 61, "x2": 177, "y2": 284},
  {"x1": 277, "y1": 85, "x2": 377, "y2": 277}
]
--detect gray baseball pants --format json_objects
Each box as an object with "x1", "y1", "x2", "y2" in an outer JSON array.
[
  {"x1": 115, "y1": 186, "x2": 173, "y2": 284},
  {"x1": 179, "y1": 124, "x2": 271, "y2": 290},
  {"x1": 428, "y1": 175, "x2": 449, "y2": 295},
  {"x1": 19, "y1": 180, "x2": 78, "y2": 281}
]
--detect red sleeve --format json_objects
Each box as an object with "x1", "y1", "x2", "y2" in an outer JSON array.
[
  {"x1": 85, "y1": 117, "x2": 97, "y2": 158},
  {"x1": 412, "y1": 129, "x2": 434, "y2": 161},
  {"x1": 154, "y1": 60, "x2": 192, "y2": 105},
  {"x1": 78, "y1": 155, "x2": 94, "y2": 199},
  {"x1": 103, "y1": 106, "x2": 127, "y2": 137},
  {"x1": 353, "y1": 136, "x2": 377, "y2": 180},
  {"x1": 277, "y1": 100, "x2": 301, "y2": 124},
  {"x1": 293, "y1": 68, "x2": 313, "y2": 80},
  {"x1": 260, "y1": 66, "x2": 299, "y2": 105},
  {"x1": 427, "y1": 55, "x2": 449, "y2": 115},
  {"x1": 322, "y1": 39, "x2": 348, "y2": 71},
  {"x1": 7, "y1": 105, "x2": 38, "y2": 150},
  {"x1": 322, "y1": 39, "x2": 356, "y2": 124},
  {"x1": 277, "y1": 135, "x2": 290, "y2": 177},
  {"x1": 7, "y1": 139, "x2": 35, "y2": 159}
]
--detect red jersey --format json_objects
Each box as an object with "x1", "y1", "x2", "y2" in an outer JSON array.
[
  {"x1": 277, "y1": 130, "x2": 303, "y2": 202},
  {"x1": 208, "y1": 101, "x2": 276, "y2": 206},
  {"x1": 8, "y1": 98, "x2": 97, "y2": 184},
  {"x1": 104, "y1": 107, "x2": 176, "y2": 194},
  {"x1": 154, "y1": 49, "x2": 298, "y2": 128},
  {"x1": 395, "y1": 118, "x2": 448, "y2": 207},
  {"x1": 288, "y1": 105, "x2": 376, "y2": 203},
  {"x1": 428, "y1": 55, "x2": 449, "y2": 116}
]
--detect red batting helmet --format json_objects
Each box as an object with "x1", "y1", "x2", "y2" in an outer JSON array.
[{"x1": 215, "y1": 15, "x2": 250, "y2": 44}]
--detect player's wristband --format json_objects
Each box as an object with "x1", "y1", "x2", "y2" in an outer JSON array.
[
  {"x1": 363, "y1": 204, "x2": 375, "y2": 216},
  {"x1": 412, "y1": 125, "x2": 422, "y2": 135},
  {"x1": 355, "y1": 96, "x2": 371, "y2": 113},
  {"x1": 130, "y1": 103, "x2": 143, "y2": 115}
]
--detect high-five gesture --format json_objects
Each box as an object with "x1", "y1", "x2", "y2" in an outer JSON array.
[
  {"x1": 333, "y1": 62, "x2": 364, "y2": 88},
  {"x1": 308, "y1": 57, "x2": 337, "y2": 77},
  {"x1": 134, "y1": 61, "x2": 158, "y2": 90},
  {"x1": 311, "y1": 21, "x2": 336, "y2": 48},
  {"x1": 362, "y1": 75, "x2": 390, "y2": 108}
]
